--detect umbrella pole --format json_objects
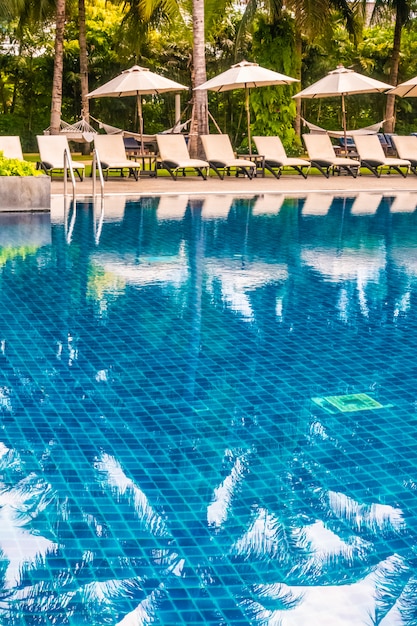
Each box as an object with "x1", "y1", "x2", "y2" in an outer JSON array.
[
  {"x1": 245, "y1": 86, "x2": 252, "y2": 155},
  {"x1": 137, "y1": 92, "x2": 144, "y2": 153},
  {"x1": 342, "y1": 93, "x2": 347, "y2": 152}
]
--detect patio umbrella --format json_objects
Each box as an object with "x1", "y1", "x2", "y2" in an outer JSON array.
[
  {"x1": 293, "y1": 65, "x2": 393, "y2": 147},
  {"x1": 87, "y1": 65, "x2": 188, "y2": 151},
  {"x1": 194, "y1": 60, "x2": 298, "y2": 154},
  {"x1": 388, "y1": 75, "x2": 417, "y2": 98}
]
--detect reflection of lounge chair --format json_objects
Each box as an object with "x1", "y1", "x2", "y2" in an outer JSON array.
[
  {"x1": 302, "y1": 194, "x2": 335, "y2": 216},
  {"x1": 253, "y1": 136, "x2": 310, "y2": 179},
  {"x1": 350, "y1": 193, "x2": 382, "y2": 215},
  {"x1": 93, "y1": 135, "x2": 141, "y2": 181},
  {"x1": 201, "y1": 195, "x2": 233, "y2": 219},
  {"x1": 388, "y1": 192, "x2": 417, "y2": 213},
  {"x1": 157, "y1": 195, "x2": 189, "y2": 220},
  {"x1": 0, "y1": 136, "x2": 24, "y2": 160},
  {"x1": 391, "y1": 135, "x2": 417, "y2": 175},
  {"x1": 37, "y1": 135, "x2": 86, "y2": 181},
  {"x1": 354, "y1": 135, "x2": 410, "y2": 177},
  {"x1": 252, "y1": 194, "x2": 285, "y2": 215},
  {"x1": 302, "y1": 134, "x2": 360, "y2": 178},
  {"x1": 156, "y1": 135, "x2": 209, "y2": 180},
  {"x1": 201, "y1": 134, "x2": 256, "y2": 179}
]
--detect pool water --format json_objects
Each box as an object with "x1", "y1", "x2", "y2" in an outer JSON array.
[{"x1": 0, "y1": 192, "x2": 417, "y2": 625}]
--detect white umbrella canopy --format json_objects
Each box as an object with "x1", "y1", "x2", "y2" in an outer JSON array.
[
  {"x1": 194, "y1": 60, "x2": 298, "y2": 153},
  {"x1": 293, "y1": 65, "x2": 393, "y2": 145},
  {"x1": 388, "y1": 75, "x2": 417, "y2": 98},
  {"x1": 87, "y1": 65, "x2": 188, "y2": 150}
]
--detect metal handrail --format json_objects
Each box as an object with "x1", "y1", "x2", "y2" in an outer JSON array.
[
  {"x1": 63, "y1": 148, "x2": 76, "y2": 199},
  {"x1": 92, "y1": 148, "x2": 104, "y2": 198}
]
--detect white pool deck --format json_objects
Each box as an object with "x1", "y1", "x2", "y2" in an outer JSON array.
[{"x1": 51, "y1": 171, "x2": 417, "y2": 198}]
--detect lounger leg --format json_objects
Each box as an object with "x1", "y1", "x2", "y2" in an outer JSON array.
[
  {"x1": 165, "y1": 166, "x2": 177, "y2": 180},
  {"x1": 196, "y1": 168, "x2": 207, "y2": 181},
  {"x1": 294, "y1": 166, "x2": 308, "y2": 179},
  {"x1": 265, "y1": 164, "x2": 280, "y2": 179},
  {"x1": 313, "y1": 162, "x2": 330, "y2": 178},
  {"x1": 210, "y1": 165, "x2": 224, "y2": 180},
  {"x1": 391, "y1": 166, "x2": 408, "y2": 178},
  {"x1": 239, "y1": 167, "x2": 253, "y2": 179},
  {"x1": 362, "y1": 161, "x2": 380, "y2": 177}
]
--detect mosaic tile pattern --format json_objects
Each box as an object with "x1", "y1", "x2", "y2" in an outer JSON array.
[{"x1": 0, "y1": 194, "x2": 417, "y2": 624}]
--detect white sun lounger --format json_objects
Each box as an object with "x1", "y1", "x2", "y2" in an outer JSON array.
[
  {"x1": 156, "y1": 135, "x2": 209, "y2": 180},
  {"x1": 37, "y1": 135, "x2": 86, "y2": 181},
  {"x1": 354, "y1": 135, "x2": 410, "y2": 178},
  {"x1": 302, "y1": 134, "x2": 360, "y2": 178},
  {"x1": 0, "y1": 136, "x2": 24, "y2": 160},
  {"x1": 201, "y1": 134, "x2": 256, "y2": 179},
  {"x1": 253, "y1": 136, "x2": 310, "y2": 178},
  {"x1": 94, "y1": 134, "x2": 141, "y2": 181},
  {"x1": 391, "y1": 135, "x2": 417, "y2": 175}
]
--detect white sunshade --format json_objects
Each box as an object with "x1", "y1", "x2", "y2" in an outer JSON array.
[
  {"x1": 388, "y1": 75, "x2": 417, "y2": 97},
  {"x1": 194, "y1": 60, "x2": 297, "y2": 155},
  {"x1": 294, "y1": 65, "x2": 393, "y2": 99},
  {"x1": 87, "y1": 65, "x2": 188, "y2": 98},
  {"x1": 194, "y1": 60, "x2": 298, "y2": 93}
]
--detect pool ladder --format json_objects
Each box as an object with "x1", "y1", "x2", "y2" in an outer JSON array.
[{"x1": 62, "y1": 147, "x2": 104, "y2": 199}]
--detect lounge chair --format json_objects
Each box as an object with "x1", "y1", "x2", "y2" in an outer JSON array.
[
  {"x1": 353, "y1": 135, "x2": 410, "y2": 178},
  {"x1": 93, "y1": 135, "x2": 141, "y2": 181},
  {"x1": 200, "y1": 134, "x2": 256, "y2": 179},
  {"x1": 156, "y1": 135, "x2": 209, "y2": 180},
  {"x1": 37, "y1": 135, "x2": 85, "y2": 181},
  {"x1": 391, "y1": 135, "x2": 417, "y2": 175},
  {"x1": 0, "y1": 136, "x2": 24, "y2": 160},
  {"x1": 253, "y1": 136, "x2": 310, "y2": 179},
  {"x1": 302, "y1": 134, "x2": 360, "y2": 178}
]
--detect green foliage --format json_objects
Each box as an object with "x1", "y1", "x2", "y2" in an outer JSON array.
[
  {"x1": 249, "y1": 15, "x2": 299, "y2": 151},
  {"x1": 0, "y1": 152, "x2": 41, "y2": 175}
]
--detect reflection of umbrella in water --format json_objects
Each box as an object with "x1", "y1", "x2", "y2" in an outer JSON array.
[
  {"x1": 92, "y1": 251, "x2": 188, "y2": 288},
  {"x1": 87, "y1": 65, "x2": 188, "y2": 151},
  {"x1": 301, "y1": 247, "x2": 386, "y2": 283},
  {"x1": 293, "y1": 65, "x2": 393, "y2": 146},
  {"x1": 195, "y1": 60, "x2": 298, "y2": 154},
  {"x1": 206, "y1": 260, "x2": 288, "y2": 320},
  {"x1": 390, "y1": 247, "x2": 417, "y2": 277}
]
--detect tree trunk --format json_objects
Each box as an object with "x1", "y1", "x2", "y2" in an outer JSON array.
[
  {"x1": 50, "y1": 0, "x2": 66, "y2": 134},
  {"x1": 294, "y1": 24, "x2": 303, "y2": 138},
  {"x1": 79, "y1": 0, "x2": 88, "y2": 122},
  {"x1": 384, "y1": 6, "x2": 403, "y2": 134},
  {"x1": 188, "y1": 0, "x2": 208, "y2": 159},
  {"x1": 78, "y1": 0, "x2": 90, "y2": 154}
]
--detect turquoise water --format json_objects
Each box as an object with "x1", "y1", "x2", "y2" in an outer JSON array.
[{"x1": 0, "y1": 192, "x2": 416, "y2": 625}]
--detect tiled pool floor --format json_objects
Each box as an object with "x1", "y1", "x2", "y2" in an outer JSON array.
[{"x1": 0, "y1": 193, "x2": 416, "y2": 625}]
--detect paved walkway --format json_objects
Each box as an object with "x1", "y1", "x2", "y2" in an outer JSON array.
[{"x1": 51, "y1": 171, "x2": 417, "y2": 198}]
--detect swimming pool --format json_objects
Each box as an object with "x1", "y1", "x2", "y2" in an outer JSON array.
[{"x1": 0, "y1": 192, "x2": 416, "y2": 625}]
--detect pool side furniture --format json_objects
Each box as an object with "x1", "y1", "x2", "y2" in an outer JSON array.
[
  {"x1": 93, "y1": 135, "x2": 141, "y2": 181},
  {"x1": 37, "y1": 135, "x2": 86, "y2": 181},
  {"x1": 391, "y1": 135, "x2": 417, "y2": 175},
  {"x1": 200, "y1": 134, "x2": 256, "y2": 179},
  {"x1": 0, "y1": 136, "x2": 24, "y2": 160},
  {"x1": 302, "y1": 134, "x2": 360, "y2": 178},
  {"x1": 253, "y1": 136, "x2": 311, "y2": 179},
  {"x1": 156, "y1": 135, "x2": 209, "y2": 180},
  {"x1": 353, "y1": 135, "x2": 410, "y2": 178}
]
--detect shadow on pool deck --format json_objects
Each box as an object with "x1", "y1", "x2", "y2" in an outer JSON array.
[{"x1": 51, "y1": 171, "x2": 417, "y2": 197}]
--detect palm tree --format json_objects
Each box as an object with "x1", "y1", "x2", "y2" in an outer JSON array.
[
  {"x1": 49, "y1": 0, "x2": 66, "y2": 134},
  {"x1": 371, "y1": 0, "x2": 413, "y2": 133},
  {"x1": 188, "y1": 0, "x2": 209, "y2": 158},
  {"x1": 79, "y1": 0, "x2": 88, "y2": 123}
]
